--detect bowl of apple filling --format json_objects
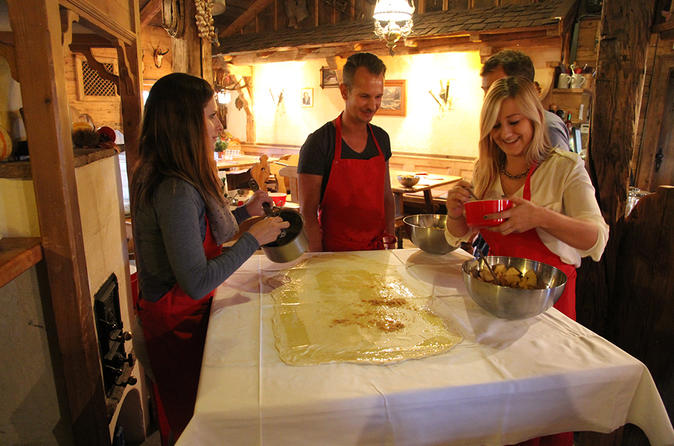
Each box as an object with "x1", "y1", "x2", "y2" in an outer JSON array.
[{"x1": 461, "y1": 256, "x2": 567, "y2": 320}]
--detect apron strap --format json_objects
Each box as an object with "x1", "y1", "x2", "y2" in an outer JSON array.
[{"x1": 522, "y1": 162, "x2": 538, "y2": 201}]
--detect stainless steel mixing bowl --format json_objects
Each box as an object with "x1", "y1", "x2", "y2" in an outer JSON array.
[
  {"x1": 461, "y1": 256, "x2": 567, "y2": 320},
  {"x1": 403, "y1": 214, "x2": 456, "y2": 255}
]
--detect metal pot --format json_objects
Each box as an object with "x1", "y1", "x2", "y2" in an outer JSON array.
[{"x1": 261, "y1": 208, "x2": 308, "y2": 263}]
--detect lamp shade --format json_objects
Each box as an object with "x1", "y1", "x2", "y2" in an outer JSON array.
[
  {"x1": 212, "y1": 0, "x2": 226, "y2": 16},
  {"x1": 373, "y1": 0, "x2": 414, "y2": 22}
]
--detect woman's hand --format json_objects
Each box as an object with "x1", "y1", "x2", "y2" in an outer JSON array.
[
  {"x1": 488, "y1": 196, "x2": 543, "y2": 235},
  {"x1": 247, "y1": 216, "x2": 290, "y2": 246},
  {"x1": 446, "y1": 180, "x2": 473, "y2": 219},
  {"x1": 245, "y1": 190, "x2": 273, "y2": 217}
]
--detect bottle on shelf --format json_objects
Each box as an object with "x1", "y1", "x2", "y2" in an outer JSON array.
[{"x1": 565, "y1": 113, "x2": 574, "y2": 132}]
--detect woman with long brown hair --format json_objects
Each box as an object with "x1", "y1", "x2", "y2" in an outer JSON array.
[{"x1": 131, "y1": 73, "x2": 287, "y2": 444}]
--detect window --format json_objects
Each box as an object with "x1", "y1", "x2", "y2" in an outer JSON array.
[{"x1": 81, "y1": 60, "x2": 117, "y2": 97}]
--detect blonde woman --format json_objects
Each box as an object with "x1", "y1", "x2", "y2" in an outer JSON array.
[{"x1": 445, "y1": 76, "x2": 608, "y2": 322}]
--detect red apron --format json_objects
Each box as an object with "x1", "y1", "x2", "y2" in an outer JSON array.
[
  {"x1": 319, "y1": 114, "x2": 387, "y2": 251},
  {"x1": 481, "y1": 165, "x2": 575, "y2": 446},
  {"x1": 135, "y1": 217, "x2": 221, "y2": 445}
]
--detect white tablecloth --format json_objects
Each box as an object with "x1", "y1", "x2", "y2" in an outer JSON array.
[{"x1": 178, "y1": 249, "x2": 673, "y2": 446}]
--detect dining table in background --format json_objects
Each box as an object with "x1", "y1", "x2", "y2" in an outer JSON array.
[
  {"x1": 216, "y1": 154, "x2": 279, "y2": 171},
  {"x1": 390, "y1": 171, "x2": 462, "y2": 215},
  {"x1": 177, "y1": 249, "x2": 674, "y2": 446}
]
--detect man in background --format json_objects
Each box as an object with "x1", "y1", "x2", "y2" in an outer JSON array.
[
  {"x1": 298, "y1": 52, "x2": 395, "y2": 252},
  {"x1": 481, "y1": 50, "x2": 571, "y2": 151}
]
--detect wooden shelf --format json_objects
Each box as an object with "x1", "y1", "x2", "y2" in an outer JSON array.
[
  {"x1": 551, "y1": 88, "x2": 592, "y2": 94},
  {"x1": 0, "y1": 148, "x2": 119, "y2": 179},
  {"x1": 0, "y1": 237, "x2": 43, "y2": 288}
]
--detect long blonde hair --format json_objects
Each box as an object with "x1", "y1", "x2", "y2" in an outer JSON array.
[
  {"x1": 131, "y1": 73, "x2": 224, "y2": 213},
  {"x1": 473, "y1": 76, "x2": 552, "y2": 198}
]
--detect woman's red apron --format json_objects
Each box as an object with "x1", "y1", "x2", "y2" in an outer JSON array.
[
  {"x1": 319, "y1": 114, "x2": 387, "y2": 251},
  {"x1": 134, "y1": 217, "x2": 221, "y2": 445},
  {"x1": 481, "y1": 164, "x2": 576, "y2": 446}
]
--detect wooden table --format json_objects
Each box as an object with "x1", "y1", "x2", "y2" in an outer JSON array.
[
  {"x1": 390, "y1": 171, "x2": 461, "y2": 215},
  {"x1": 216, "y1": 154, "x2": 267, "y2": 171}
]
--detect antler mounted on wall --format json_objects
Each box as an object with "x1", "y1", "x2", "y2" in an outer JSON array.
[{"x1": 153, "y1": 47, "x2": 169, "y2": 68}]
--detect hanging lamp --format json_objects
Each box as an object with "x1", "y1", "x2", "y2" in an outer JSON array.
[{"x1": 373, "y1": 0, "x2": 415, "y2": 54}]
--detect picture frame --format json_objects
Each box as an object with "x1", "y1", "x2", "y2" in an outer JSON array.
[
  {"x1": 301, "y1": 88, "x2": 313, "y2": 107},
  {"x1": 378, "y1": 80, "x2": 406, "y2": 116},
  {"x1": 320, "y1": 67, "x2": 340, "y2": 89}
]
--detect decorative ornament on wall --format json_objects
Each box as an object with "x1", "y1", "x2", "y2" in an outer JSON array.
[
  {"x1": 152, "y1": 47, "x2": 169, "y2": 68},
  {"x1": 373, "y1": 0, "x2": 414, "y2": 55},
  {"x1": 162, "y1": 0, "x2": 185, "y2": 38},
  {"x1": 195, "y1": 0, "x2": 219, "y2": 45},
  {"x1": 429, "y1": 80, "x2": 453, "y2": 112},
  {"x1": 269, "y1": 88, "x2": 285, "y2": 107}
]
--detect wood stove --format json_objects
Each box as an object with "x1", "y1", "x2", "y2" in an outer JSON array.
[{"x1": 93, "y1": 273, "x2": 137, "y2": 420}]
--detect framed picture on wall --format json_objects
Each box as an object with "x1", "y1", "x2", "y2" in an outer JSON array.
[
  {"x1": 320, "y1": 67, "x2": 340, "y2": 89},
  {"x1": 301, "y1": 88, "x2": 313, "y2": 107},
  {"x1": 378, "y1": 80, "x2": 406, "y2": 116}
]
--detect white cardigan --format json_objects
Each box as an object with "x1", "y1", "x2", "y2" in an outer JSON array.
[{"x1": 445, "y1": 149, "x2": 609, "y2": 267}]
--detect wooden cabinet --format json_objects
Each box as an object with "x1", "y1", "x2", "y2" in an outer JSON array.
[{"x1": 548, "y1": 88, "x2": 593, "y2": 126}]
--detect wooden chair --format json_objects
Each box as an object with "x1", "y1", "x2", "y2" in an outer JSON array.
[
  {"x1": 270, "y1": 154, "x2": 299, "y2": 194},
  {"x1": 224, "y1": 155, "x2": 271, "y2": 191}
]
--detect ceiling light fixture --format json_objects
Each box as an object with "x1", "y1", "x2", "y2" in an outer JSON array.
[
  {"x1": 373, "y1": 0, "x2": 415, "y2": 55},
  {"x1": 212, "y1": 0, "x2": 226, "y2": 16}
]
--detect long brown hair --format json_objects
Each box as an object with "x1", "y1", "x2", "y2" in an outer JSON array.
[
  {"x1": 131, "y1": 73, "x2": 224, "y2": 214},
  {"x1": 474, "y1": 76, "x2": 552, "y2": 198}
]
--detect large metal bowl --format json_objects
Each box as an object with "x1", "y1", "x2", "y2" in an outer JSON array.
[
  {"x1": 403, "y1": 214, "x2": 456, "y2": 255},
  {"x1": 461, "y1": 256, "x2": 567, "y2": 320}
]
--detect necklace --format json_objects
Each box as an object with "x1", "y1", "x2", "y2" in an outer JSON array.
[{"x1": 499, "y1": 162, "x2": 529, "y2": 180}]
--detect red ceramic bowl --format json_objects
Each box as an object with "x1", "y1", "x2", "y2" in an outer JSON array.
[
  {"x1": 269, "y1": 192, "x2": 287, "y2": 207},
  {"x1": 464, "y1": 199, "x2": 512, "y2": 227}
]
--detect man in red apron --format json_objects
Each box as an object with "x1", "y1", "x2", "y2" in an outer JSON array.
[
  {"x1": 134, "y1": 218, "x2": 221, "y2": 445},
  {"x1": 298, "y1": 52, "x2": 396, "y2": 252}
]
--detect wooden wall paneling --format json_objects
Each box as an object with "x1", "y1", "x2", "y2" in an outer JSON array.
[
  {"x1": 632, "y1": 34, "x2": 659, "y2": 183},
  {"x1": 141, "y1": 25, "x2": 173, "y2": 81},
  {"x1": 140, "y1": 0, "x2": 162, "y2": 26},
  {"x1": 635, "y1": 53, "x2": 674, "y2": 190},
  {"x1": 184, "y1": 0, "x2": 202, "y2": 76},
  {"x1": 59, "y1": 0, "x2": 136, "y2": 44},
  {"x1": 574, "y1": 17, "x2": 600, "y2": 68},
  {"x1": 576, "y1": 0, "x2": 655, "y2": 340},
  {"x1": 66, "y1": 50, "x2": 123, "y2": 130},
  {"x1": 201, "y1": 37, "x2": 213, "y2": 86},
  {"x1": 610, "y1": 185, "x2": 674, "y2": 443},
  {"x1": 588, "y1": 0, "x2": 655, "y2": 226},
  {"x1": 0, "y1": 41, "x2": 18, "y2": 81},
  {"x1": 117, "y1": 37, "x2": 143, "y2": 183},
  {"x1": 220, "y1": 0, "x2": 276, "y2": 38},
  {"x1": 172, "y1": 0, "x2": 200, "y2": 75},
  {"x1": 6, "y1": 0, "x2": 110, "y2": 444}
]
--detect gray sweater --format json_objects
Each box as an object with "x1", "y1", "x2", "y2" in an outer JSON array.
[{"x1": 133, "y1": 177, "x2": 259, "y2": 301}]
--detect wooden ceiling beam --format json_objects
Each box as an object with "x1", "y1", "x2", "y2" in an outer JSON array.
[
  {"x1": 70, "y1": 33, "x2": 117, "y2": 47},
  {"x1": 140, "y1": 0, "x2": 162, "y2": 27},
  {"x1": 220, "y1": 0, "x2": 276, "y2": 38}
]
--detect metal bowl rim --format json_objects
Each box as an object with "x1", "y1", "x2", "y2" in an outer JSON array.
[
  {"x1": 461, "y1": 256, "x2": 568, "y2": 290},
  {"x1": 402, "y1": 214, "x2": 447, "y2": 229}
]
